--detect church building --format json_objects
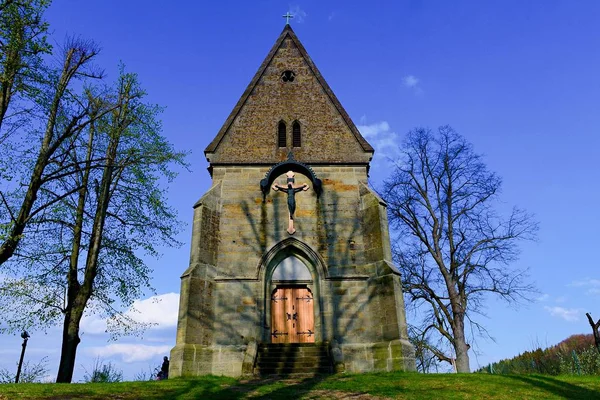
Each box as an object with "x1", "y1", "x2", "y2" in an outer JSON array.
[{"x1": 170, "y1": 24, "x2": 415, "y2": 377}]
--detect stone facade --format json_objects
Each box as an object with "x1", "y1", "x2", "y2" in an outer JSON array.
[{"x1": 170, "y1": 25, "x2": 415, "y2": 377}]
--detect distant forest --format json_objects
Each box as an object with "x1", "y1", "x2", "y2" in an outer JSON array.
[{"x1": 478, "y1": 334, "x2": 600, "y2": 375}]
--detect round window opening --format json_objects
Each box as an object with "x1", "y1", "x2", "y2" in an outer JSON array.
[{"x1": 281, "y1": 70, "x2": 296, "y2": 82}]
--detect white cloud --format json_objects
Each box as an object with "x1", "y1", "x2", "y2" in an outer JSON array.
[
  {"x1": 126, "y1": 293, "x2": 179, "y2": 326},
  {"x1": 544, "y1": 306, "x2": 582, "y2": 322},
  {"x1": 402, "y1": 75, "x2": 419, "y2": 88},
  {"x1": 536, "y1": 293, "x2": 549, "y2": 302},
  {"x1": 87, "y1": 343, "x2": 171, "y2": 363},
  {"x1": 554, "y1": 296, "x2": 567, "y2": 304},
  {"x1": 328, "y1": 12, "x2": 335, "y2": 21},
  {"x1": 357, "y1": 119, "x2": 400, "y2": 168},
  {"x1": 288, "y1": 5, "x2": 307, "y2": 23},
  {"x1": 358, "y1": 121, "x2": 390, "y2": 139},
  {"x1": 568, "y1": 278, "x2": 600, "y2": 296},
  {"x1": 81, "y1": 293, "x2": 179, "y2": 335},
  {"x1": 570, "y1": 278, "x2": 600, "y2": 287},
  {"x1": 402, "y1": 75, "x2": 423, "y2": 95}
]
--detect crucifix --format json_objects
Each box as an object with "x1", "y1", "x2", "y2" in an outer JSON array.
[
  {"x1": 282, "y1": 12, "x2": 294, "y2": 25},
  {"x1": 272, "y1": 171, "x2": 309, "y2": 235}
]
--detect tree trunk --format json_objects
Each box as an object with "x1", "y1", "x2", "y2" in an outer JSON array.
[
  {"x1": 0, "y1": 46, "x2": 100, "y2": 266},
  {"x1": 0, "y1": 49, "x2": 74, "y2": 265},
  {"x1": 56, "y1": 307, "x2": 84, "y2": 383},
  {"x1": 586, "y1": 313, "x2": 600, "y2": 355},
  {"x1": 0, "y1": 12, "x2": 22, "y2": 135},
  {"x1": 452, "y1": 316, "x2": 470, "y2": 372}
]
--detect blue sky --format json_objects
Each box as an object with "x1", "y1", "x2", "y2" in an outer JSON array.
[{"x1": 1, "y1": 0, "x2": 600, "y2": 380}]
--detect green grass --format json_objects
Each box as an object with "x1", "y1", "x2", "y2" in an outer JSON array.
[{"x1": 1, "y1": 372, "x2": 600, "y2": 399}]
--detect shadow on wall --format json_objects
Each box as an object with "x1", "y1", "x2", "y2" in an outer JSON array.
[
  {"x1": 238, "y1": 181, "x2": 395, "y2": 346},
  {"x1": 177, "y1": 171, "x2": 404, "y2": 377}
]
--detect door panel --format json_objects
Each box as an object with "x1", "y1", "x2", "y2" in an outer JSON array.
[
  {"x1": 271, "y1": 287, "x2": 288, "y2": 343},
  {"x1": 295, "y1": 288, "x2": 315, "y2": 343},
  {"x1": 271, "y1": 286, "x2": 314, "y2": 343}
]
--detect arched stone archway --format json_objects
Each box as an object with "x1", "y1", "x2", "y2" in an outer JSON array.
[{"x1": 258, "y1": 238, "x2": 326, "y2": 343}]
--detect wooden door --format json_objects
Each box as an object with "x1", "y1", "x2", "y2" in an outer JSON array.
[{"x1": 271, "y1": 286, "x2": 314, "y2": 343}]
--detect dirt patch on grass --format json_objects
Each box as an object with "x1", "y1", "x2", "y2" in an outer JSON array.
[
  {"x1": 231, "y1": 377, "x2": 390, "y2": 399},
  {"x1": 298, "y1": 390, "x2": 390, "y2": 399}
]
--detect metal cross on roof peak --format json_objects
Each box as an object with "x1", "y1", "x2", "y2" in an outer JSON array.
[{"x1": 283, "y1": 12, "x2": 294, "y2": 25}]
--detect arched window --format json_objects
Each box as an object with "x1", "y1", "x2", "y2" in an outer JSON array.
[
  {"x1": 272, "y1": 255, "x2": 312, "y2": 281},
  {"x1": 278, "y1": 121, "x2": 287, "y2": 147},
  {"x1": 292, "y1": 121, "x2": 301, "y2": 147}
]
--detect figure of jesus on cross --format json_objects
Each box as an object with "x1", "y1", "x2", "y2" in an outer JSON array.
[{"x1": 272, "y1": 171, "x2": 309, "y2": 235}]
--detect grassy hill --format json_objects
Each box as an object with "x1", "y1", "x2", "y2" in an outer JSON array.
[{"x1": 1, "y1": 372, "x2": 600, "y2": 400}]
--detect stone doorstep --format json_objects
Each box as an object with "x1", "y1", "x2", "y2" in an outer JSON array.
[
  {"x1": 258, "y1": 347, "x2": 329, "y2": 354},
  {"x1": 258, "y1": 351, "x2": 330, "y2": 357},
  {"x1": 257, "y1": 348, "x2": 331, "y2": 357},
  {"x1": 256, "y1": 358, "x2": 332, "y2": 367},
  {"x1": 254, "y1": 369, "x2": 332, "y2": 380},
  {"x1": 258, "y1": 343, "x2": 329, "y2": 348},
  {"x1": 256, "y1": 368, "x2": 333, "y2": 375},
  {"x1": 255, "y1": 343, "x2": 333, "y2": 376}
]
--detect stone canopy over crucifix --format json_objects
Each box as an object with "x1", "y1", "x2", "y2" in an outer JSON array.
[{"x1": 272, "y1": 171, "x2": 309, "y2": 235}]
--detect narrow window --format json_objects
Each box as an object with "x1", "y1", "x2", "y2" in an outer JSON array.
[
  {"x1": 292, "y1": 121, "x2": 301, "y2": 147},
  {"x1": 278, "y1": 121, "x2": 287, "y2": 147}
]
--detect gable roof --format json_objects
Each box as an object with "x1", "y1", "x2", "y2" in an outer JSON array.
[{"x1": 204, "y1": 24, "x2": 374, "y2": 155}]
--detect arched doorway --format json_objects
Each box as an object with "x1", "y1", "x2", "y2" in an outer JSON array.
[
  {"x1": 259, "y1": 238, "x2": 326, "y2": 344},
  {"x1": 270, "y1": 255, "x2": 315, "y2": 343}
]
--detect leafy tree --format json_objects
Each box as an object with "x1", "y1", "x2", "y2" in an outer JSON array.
[
  {"x1": 381, "y1": 126, "x2": 538, "y2": 372},
  {"x1": 0, "y1": 0, "x2": 52, "y2": 139},
  {"x1": 0, "y1": 68, "x2": 186, "y2": 382},
  {"x1": 477, "y1": 334, "x2": 599, "y2": 375},
  {"x1": 0, "y1": 37, "x2": 108, "y2": 266},
  {"x1": 0, "y1": 2, "x2": 186, "y2": 384}
]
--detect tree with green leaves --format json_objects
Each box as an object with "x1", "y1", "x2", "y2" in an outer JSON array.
[
  {"x1": 0, "y1": 1, "x2": 186, "y2": 383},
  {"x1": 0, "y1": 37, "x2": 108, "y2": 266},
  {"x1": 0, "y1": 68, "x2": 186, "y2": 382},
  {"x1": 381, "y1": 126, "x2": 538, "y2": 373},
  {"x1": 0, "y1": 0, "x2": 52, "y2": 139}
]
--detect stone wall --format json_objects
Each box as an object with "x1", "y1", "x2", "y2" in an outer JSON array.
[
  {"x1": 170, "y1": 165, "x2": 415, "y2": 376},
  {"x1": 206, "y1": 35, "x2": 372, "y2": 165}
]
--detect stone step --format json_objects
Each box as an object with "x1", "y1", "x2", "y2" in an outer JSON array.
[
  {"x1": 258, "y1": 343, "x2": 328, "y2": 348},
  {"x1": 255, "y1": 343, "x2": 333, "y2": 377},
  {"x1": 256, "y1": 366, "x2": 333, "y2": 375},
  {"x1": 258, "y1": 346, "x2": 328, "y2": 353},
  {"x1": 256, "y1": 359, "x2": 331, "y2": 368},
  {"x1": 259, "y1": 357, "x2": 330, "y2": 363},
  {"x1": 258, "y1": 349, "x2": 328, "y2": 357}
]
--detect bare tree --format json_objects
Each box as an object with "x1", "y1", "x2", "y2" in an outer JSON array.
[
  {"x1": 408, "y1": 324, "x2": 441, "y2": 373},
  {"x1": 586, "y1": 313, "x2": 600, "y2": 355},
  {"x1": 381, "y1": 126, "x2": 538, "y2": 372}
]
